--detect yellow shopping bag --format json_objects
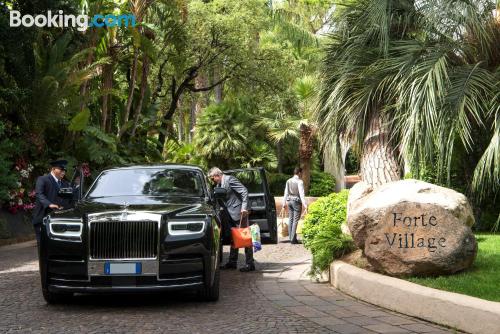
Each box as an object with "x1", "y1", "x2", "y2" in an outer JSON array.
[{"x1": 279, "y1": 208, "x2": 289, "y2": 238}]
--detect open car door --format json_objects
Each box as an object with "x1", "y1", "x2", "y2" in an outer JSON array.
[
  {"x1": 58, "y1": 165, "x2": 86, "y2": 208},
  {"x1": 224, "y1": 167, "x2": 277, "y2": 244}
]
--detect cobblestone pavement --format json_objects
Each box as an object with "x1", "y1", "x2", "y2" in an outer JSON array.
[{"x1": 0, "y1": 239, "x2": 454, "y2": 334}]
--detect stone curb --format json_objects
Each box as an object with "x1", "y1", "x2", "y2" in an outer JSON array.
[{"x1": 330, "y1": 260, "x2": 500, "y2": 334}]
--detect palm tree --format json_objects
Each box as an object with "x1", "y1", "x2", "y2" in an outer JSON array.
[
  {"x1": 268, "y1": 1, "x2": 336, "y2": 191},
  {"x1": 294, "y1": 75, "x2": 317, "y2": 192},
  {"x1": 193, "y1": 100, "x2": 253, "y2": 169},
  {"x1": 316, "y1": 0, "x2": 499, "y2": 200},
  {"x1": 315, "y1": 0, "x2": 414, "y2": 188},
  {"x1": 257, "y1": 104, "x2": 300, "y2": 174}
]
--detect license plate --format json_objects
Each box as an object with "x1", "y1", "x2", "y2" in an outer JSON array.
[{"x1": 104, "y1": 262, "x2": 142, "y2": 275}]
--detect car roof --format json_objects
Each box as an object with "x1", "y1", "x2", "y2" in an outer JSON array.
[
  {"x1": 225, "y1": 167, "x2": 264, "y2": 173},
  {"x1": 102, "y1": 164, "x2": 205, "y2": 173}
]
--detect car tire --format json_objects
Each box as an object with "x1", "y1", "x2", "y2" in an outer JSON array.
[
  {"x1": 42, "y1": 289, "x2": 73, "y2": 304},
  {"x1": 199, "y1": 268, "x2": 220, "y2": 302}
]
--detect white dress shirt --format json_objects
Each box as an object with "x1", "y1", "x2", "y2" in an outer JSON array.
[
  {"x1": 50, "y1": 172, "x2": 60, "y2": 186},
  {"x1": 283, "y1": 175, "x2": 307, "y2": 209}
]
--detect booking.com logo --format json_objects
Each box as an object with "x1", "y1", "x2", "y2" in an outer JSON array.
[{"x1": 9, "y1": 10, "x2": 136, "y2": 31}]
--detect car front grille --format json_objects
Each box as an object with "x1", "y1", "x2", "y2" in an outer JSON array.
[{"x1": 89, "y1": 220, "x2": 158, "y2": 259}]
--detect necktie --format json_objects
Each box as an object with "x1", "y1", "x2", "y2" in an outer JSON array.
[{"x1": 57, "y1": 180, "x2": 62, "y2": 188}]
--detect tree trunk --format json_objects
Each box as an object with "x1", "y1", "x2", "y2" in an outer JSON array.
[
  {"x1": 177, "y1": 98, "x2": 184, "y2": 142},
  {"x1": 360, "y1": 113, "x2": 401, "y2": 187},
  {"x1": 299, "y1": 123, "x2": 314, "y2": 194},
  {"x1": 101, "y1": 41, "x2": 116, "y2": 132},
  {"x1": 189, "y1": 75, "x2": 207, "y2": 141},
  {"x1": 131, "y1": 55, "x2": 151, "y2": 137},
  {"x1": 213, "y1": 67, "x2": 224, "y2": 103},
  {"x1": 189, "y1": 96, "x2": 197, "y2": 143},
  {"x1": 277, "y1": 141, "x2": 284, "y2": 174},
  {"x1": 79, "y1": 29, "x2": 98, "y2": 113},
  {"x1": 120, "y1": 49, "x2": 139, "y2": 137},
  {"x1": 101, "y1": 62, "x2": 113, "y2": 131}
]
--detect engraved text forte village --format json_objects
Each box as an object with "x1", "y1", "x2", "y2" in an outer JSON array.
[{"x1": 385, "y1": 213, "x2": 446, "y2": 252}]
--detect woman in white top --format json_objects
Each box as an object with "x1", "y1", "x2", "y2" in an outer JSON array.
[{"x1": 282, "y1": 167, "x2": 307, "y2": 244}]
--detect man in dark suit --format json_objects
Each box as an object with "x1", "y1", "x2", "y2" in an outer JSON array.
[
  {"x1": 208, "y1": 167, "x2": 255, "y2": 272},
  {"x1": 32, "y1": 160, "x2": 69, "y2": 242}
]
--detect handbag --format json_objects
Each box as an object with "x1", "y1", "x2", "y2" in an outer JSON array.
[
  {"x1": 279, "y1": 208, "x2": 289, "y2": 237},
  {"x1": 231, "y1": 214, "x2": 253, "y2": 249}
]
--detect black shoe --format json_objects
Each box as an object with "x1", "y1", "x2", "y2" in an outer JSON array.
[
  {"x1": 239, "y1": 264, "x2": 255, "y2": 272},
  {"x1": 291, "y1": 239, "x2": 301, "y2": 244},
  {"x1": 220, "y1": 263, "x2": 237, "y2": 270}
]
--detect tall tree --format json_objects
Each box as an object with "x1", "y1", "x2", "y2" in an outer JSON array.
[{"x1": 316, "y1": 0, "x2": 499, "y2": 200}]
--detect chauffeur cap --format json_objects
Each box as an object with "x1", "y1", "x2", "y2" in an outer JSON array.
[{"x1": 49, "y1": 159, "x2": 68, "y2": 171}]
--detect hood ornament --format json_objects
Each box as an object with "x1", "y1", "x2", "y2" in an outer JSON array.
[{"x1": 120, "y1": 202, "x2": 129, "y2": 220}]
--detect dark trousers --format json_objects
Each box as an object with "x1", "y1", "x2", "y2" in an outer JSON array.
[
  {"x1": 228, "y1": 218, "x2": 254, "y2": 267},
  {"x1": 288, "y1": 200, "x2": 302, "y2": 242},
  {"x1": 33, "y1": 223, "x2": 42, "y2": 243}
]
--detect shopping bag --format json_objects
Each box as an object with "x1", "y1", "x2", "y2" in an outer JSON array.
[
  {"x1": 279, "y1": 208, "x2": 289, "y2": 237},
  {"x1": 231, "y1": 227, "x2": 252, "y2": 248},
  {"x1": 231, "y1": 214, "x2": 252, "y2": 249},
  {"x1": 250, "y1": 224, "x2": 261, "y2": 252}
]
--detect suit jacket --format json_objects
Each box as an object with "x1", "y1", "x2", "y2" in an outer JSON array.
[
  {"x1": 220, "y1": 174, "x2": 248, "y2": 223},
  {"x1": 31, "y1": 174, "x2": 67, "y2": 225}
]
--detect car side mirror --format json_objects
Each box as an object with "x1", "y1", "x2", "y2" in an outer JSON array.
[
  {"x1": 213, "y1": 187, "x2": 227, "y2": 200},
  {"x1": 58, "y1": 187, "x2": 74, "y2": 199}
]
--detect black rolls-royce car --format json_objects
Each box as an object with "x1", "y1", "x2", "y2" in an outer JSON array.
[
  {"x1": 40, "y1": 165, "x2": 224, "y2": 303},
  {"x1": 39, "y1": 164, "x2": 277, "y2": 304}
]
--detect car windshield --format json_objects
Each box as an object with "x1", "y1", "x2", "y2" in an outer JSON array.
[{"x1": 86, "y1": 168, "x2": 205, "y2": 198}]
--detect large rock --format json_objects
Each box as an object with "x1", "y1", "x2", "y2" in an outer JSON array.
[{"x1": 347, "y1": 180, "x2": 477, "y2": 276}]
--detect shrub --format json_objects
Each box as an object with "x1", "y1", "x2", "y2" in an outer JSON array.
[
  {"x1": 302, "y1": 190, "x2": 354, "y2": 276},
  {"x1": 309, "y1": 171, "x2": 335, "y2": 197},
  {"x1": 0, "y1": 122, "x2": 21, "y2": 205},
  {"x1": 267, "y1": 172, "x2": 289, "y2": 196}
]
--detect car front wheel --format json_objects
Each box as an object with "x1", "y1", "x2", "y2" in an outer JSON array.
[
  {"x1": 42, "y1": 289, "x2": 73, "y2": 304},
  {"x1": 198, "y1": 268, "x2": 220, "y2": 302}
]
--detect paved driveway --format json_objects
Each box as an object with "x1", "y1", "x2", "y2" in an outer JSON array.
[{"x1": 0, "y1": 240, "x2": 452, "y2": 334}]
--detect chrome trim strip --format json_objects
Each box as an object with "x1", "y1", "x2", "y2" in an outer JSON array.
[
  {"x1": 49, "y1": 282, "x2": 204, "y2": 292},
  {"x1": 167, "y1": 220, "x2": 206, "y2": 236},
  {"x1": 49, "y1": 277, "x2": 89, "y2": 282},
  {"x1": 49, "y1": 222, "x2": 83, "y2": 240},
  {"x1": 88, "y1": 260, "x2": 158, "y2": 276}
]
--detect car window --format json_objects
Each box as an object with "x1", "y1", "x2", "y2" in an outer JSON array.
[
  {"x1": 225, "y1": 170, "x2": 264, "y2": 193},
  {"x1": 86, "y1": 168, "x2": 204, "y2": 198}
]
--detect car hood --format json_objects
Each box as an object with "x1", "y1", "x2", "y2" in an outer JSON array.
[{"x1": 52, "y1": 195, "x2": 213, "y2": 219}]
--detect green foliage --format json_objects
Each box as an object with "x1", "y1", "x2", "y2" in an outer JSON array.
[
  {"x1": 302, "y1": 190, "x2": 354, "y2": 276},
  {"x1": 194, "y1": 99, "x2": 255, "y2": 168},
  {"x1": 315, "y1": 0, "x2": 499, "y2": 208},
  {"x1": 476, "y1": 209, "x2": 500, "y2": 233},
  {"x1": 194, "y1": 97, "x2": 279, "y2": 170},
  {"x1": 345, "y1": 149, "x2": 359, "y2": 174},
  {"x1": 267, "y1": 172, "x2": 289, "y2": 196},
  {"x1": 0, "y1": 122, "x2": 18, "y2": 203},
  {"x1": 164, "y1": 139, "x2": 204, "y2": 166},
  {"x1": 308, "y1": 171, "x2": 335, "y2": 197},
  {"x1": 68, "y1": 109, "x2": 91, "y2": 132}
]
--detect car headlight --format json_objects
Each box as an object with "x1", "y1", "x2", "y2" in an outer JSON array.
[
  {"x1": 168, "y1": 221, "x2": 206, "y2": 235},
  {"x1": 49, "y1": 219, "x2": 83, "y2": 241}
]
